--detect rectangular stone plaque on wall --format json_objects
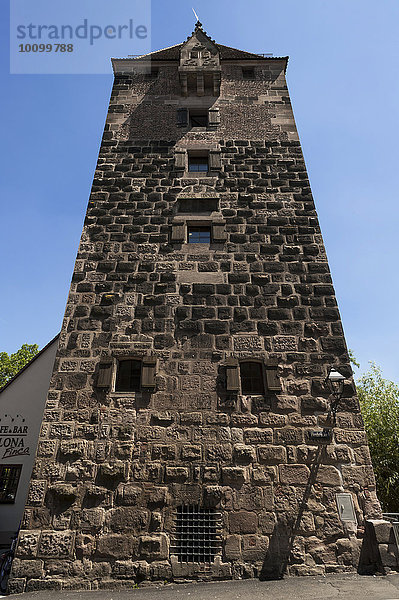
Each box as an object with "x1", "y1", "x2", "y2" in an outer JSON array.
[{"x1": 336, "y1": 493, "x2": 356, "y2": 522}]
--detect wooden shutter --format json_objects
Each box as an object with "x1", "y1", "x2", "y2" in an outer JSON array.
[
  {"x1": 208, "y1": 108, "x2": 220, "y2": 127},
  {"x1": 265, "y1": 359, "x2": 281, "y2": 392},
  {"x1": 226, "y1": 358, "x2": 240, "y2": 392},
  {"x1": 212, "y1": 222, "x2": 227, "y2": 242},
  {"x1": 97, "y1": 359, "x2": 113, "y2": 388},
  {"x1": 174, "y1": 149, "x2": 186, "y2": 170},
  {"x1": 209, "y1": 150, "x2": 221, "y2": 171},
  {"x1": 177, "y1": 108, "x2": 188, "y2": 127},
  {"x1": 171, "y1": 222, "x2": 185, "y2": 242},
  {"x1": 141, "y1": 357, "x2": 157, "y2": 389}
]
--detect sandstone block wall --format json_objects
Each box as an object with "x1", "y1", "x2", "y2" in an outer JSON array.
[{"x1": 9, "y1": 48, "x2": 383, "y2": 592}]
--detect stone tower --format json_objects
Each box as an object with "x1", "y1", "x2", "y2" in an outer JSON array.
[{"x1": 11, "y1": 23, "x2": 382, "y2": 591}]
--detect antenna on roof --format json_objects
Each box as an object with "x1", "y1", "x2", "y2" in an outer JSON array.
[{"x1": 192, "y1": 7, "x2": 200, "y2": 22}]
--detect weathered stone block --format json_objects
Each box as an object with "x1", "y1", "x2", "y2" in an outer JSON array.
[
  {"x1": 139, "y1": 533, "x2": 169, "y2": 561},
  {"x1": 275, "y1": 428, "x2": 304, "y2": 445},
  {"x1": 244, "y1": 428, "x2": 273, "y2": 445},
  {"x1": 98, "y1": 461, "x2": 127, "y2": 482},
  {"x1": 165, "y1": 466, "x2": 189, "y2": 482},
  {"x1": 259, "y1": 512, "x2": 277, "y2": 534},
  {"x1": 108, "y1": 507, "x2": 149, "y2": 533},
  {"x1": 181, "y1": 445, "x2": 202, "y2": 460},
  {"x1": 10, "y1": 559, "x2": 44, "y2": 579},
  {"x1": 38, "y1": 531, "x2": 74, "y2": 558},
  {"x1": 252, "y1": 466, "x2": 276, "y2": 485},
  {"x1": 229, "y1": 510, "x2": 258, "y2": 533},
  {"x1": 27, "y1": 481, "x2": 47, "y2": 506},
  {"x1": 116, "y1": 484, "x2": 142, "y2": 506},
  {"x1": 279, "y1": 464, "x2": 310, "y2": 485},
  {"x1": 241, "y1": 535, "x2": 269, "y2": 561},
  {"x1": 224, "y1": 535, "x2": 241, "y2": 560},
  {"x1": 222, "y1": 467, "x2": 248, "y2": 486},
  {"x1": 316, "y1": 466, "x2": 342, "y2": 487},
  {"x1": 81, "y1": 508, "x2": 105, "y2": 530},
  {"x1": 59, "y1": 439, "x2": 88, "y2": 458},
  {"x1": 233, "y1": 443, "x2": 256, "y2": 462},
  {"x1": 205, "y1": 444, "x2": 233, "y2": 462},
  {"x1": 258, "y1": 445, "x2": 287, "y2": 464},
  {"x1": 97, "y1": 534, "x2": 137, "y2": 559}
]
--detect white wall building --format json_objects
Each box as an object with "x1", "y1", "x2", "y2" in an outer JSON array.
[{"x1": 0, "y1": 336, "x2": 58, "y2": 548}]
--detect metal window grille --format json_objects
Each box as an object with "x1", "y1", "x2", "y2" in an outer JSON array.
[
  {"x1": 171, "y1": 505, "x2": 222, "y2": 563},
  {"x1": 0, "y1": 465, "x2": 22, "y2": 503}
]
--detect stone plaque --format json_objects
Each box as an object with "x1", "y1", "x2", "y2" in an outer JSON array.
[
  {"x1": 233, "y1": 336, "x2": 263, "y2": 351},
  {"x1": 273, "y1": 336, "x2": 297, "y2": 351},
  {"x1": 336, "y1": 493, "x2": 357, "y2": 522}
]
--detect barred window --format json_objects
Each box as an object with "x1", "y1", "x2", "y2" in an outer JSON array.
[
  {"x1": 172, "y1": 505, "x2": 221, "y2": 563},
  {"x1": 0, "y1": 465, "x2": 22, "y2": 503}
]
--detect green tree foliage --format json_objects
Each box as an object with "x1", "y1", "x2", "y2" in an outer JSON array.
[
  {"x1": 356, "y1": 363, "x2": 399, "y2": 512},
  {"x1": 0, "y1": 343, "x2": 39, "y2": 388}
]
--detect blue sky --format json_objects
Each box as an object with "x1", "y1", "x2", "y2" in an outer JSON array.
[{"x1": 1, "y1": 0, "x2": 399, "y2": 381}]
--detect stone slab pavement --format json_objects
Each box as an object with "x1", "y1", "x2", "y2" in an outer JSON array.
[{"x1": 4, "y1": 574, "x2": 399, "y2": 600}]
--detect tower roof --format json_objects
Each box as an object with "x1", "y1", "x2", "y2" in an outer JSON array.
[{"x1": 120, "y1": 21, "x2": 288, "y2": 65}]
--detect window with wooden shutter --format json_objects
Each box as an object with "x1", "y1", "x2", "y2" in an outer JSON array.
[
  {"x1": 240, "y1": 361, "x2": 264, "y2": 394},
  {"x1": 171, "y1": 222, "x2": 185, "y2": 242},
  {"x1": 97, "y1": 359, "x2": 113, "y2": 388},
  {"x1": 177, "y1": 108, "x2": 188, "y2": 127},
  {"x1": 141, "y1": 357, "x2": 157, "y2": 389},
  {"x1": 208, "y1": 108, "x2": 220, "y2": 127},
  {"x1": 212, "y1": 222, "x2": 227, "y2": 242},
  {"x1": 115, "y1": 359, "x2": 141, "y2": 392},
  {"x1": 226, "y1": 358, "x2": 240, "y2": 392},
  {"x1": 265, "y1": 359, "x2": 281, "y2": 392}
]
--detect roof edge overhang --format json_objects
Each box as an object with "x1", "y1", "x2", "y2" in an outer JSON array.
[{"x1": 112, "y1": 56, "x2": 289, "y2": 75}]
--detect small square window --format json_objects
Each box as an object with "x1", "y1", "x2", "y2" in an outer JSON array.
[
  {"x1": 0, "y1": 465, "x2": 22, "y2": 503},
  {"x1": 188, "y1": 226, "x2": 211, "y2": 244},
  {"x1": 190, "y1": 50, "x2": 199, "y2": 58},
  {"x1": 190, "y1": 111, "x2": 208, "y2": 128},
  {"x1": 115, "y1": 359, "x2": 141, "y2": 392},
  {"x1": 188, "y1": 155, "x2": 209, "y2": 172},
  {"x1": 242, "y1": 67, "x2": 255, "y2": 80},
  {"x1": 240, "y1": 361, "x2": 264, "y2": 394}
]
